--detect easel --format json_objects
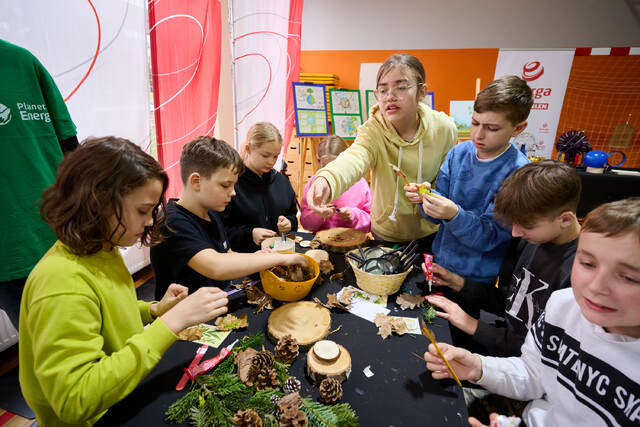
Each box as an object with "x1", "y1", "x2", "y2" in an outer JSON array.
[{"x1": 298, "y1": 136, "x2": 320, "y2": 199}]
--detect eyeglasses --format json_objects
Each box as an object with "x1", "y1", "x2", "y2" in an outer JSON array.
[{"x1": 374, "y1": 83, "x2": 423, "y2": 100}]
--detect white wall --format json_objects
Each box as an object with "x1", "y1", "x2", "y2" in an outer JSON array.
[{"x1": 302, "y1": 0, "x2": 640, "y2": 50}]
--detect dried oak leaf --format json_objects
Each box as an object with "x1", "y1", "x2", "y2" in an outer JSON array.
[
  {"x1": 213, "y1": 313, "x2": 249, "y2": 331},
  {"x1": 309, "y1": 239, "x2": 322, "y2": 249},
  {"x1": 235, "y1": 283, "x2": 273, "y2": 312},
  {"x1": 396, "y1": 292, "x2": 425, "y2": 310},
  {"x1": 338, "y1": 288, "x2": 354, "y2": 306},
  {"x1": 177, "y1": 325, "x2": 204, "y2": 341},
  {"x1": 374, "y1": 313, "x2": 408, "y2": 339},
  {"x1": 329, "y1": 272, "x2": 343, "y2": 282},
  {"x1": 319, "y1": 259, "x2": 334, "y2": 275},
  {"x1": 374, "y1": 313, "x2": 394, "y2": 339}
]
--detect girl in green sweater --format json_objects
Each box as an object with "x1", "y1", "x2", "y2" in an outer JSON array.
[{"x1": 19, "y1": 137, "x2": 229, "y2": 426}]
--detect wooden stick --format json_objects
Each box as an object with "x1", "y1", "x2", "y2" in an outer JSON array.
[{"x1": 421, "y1": 320, "x2": 462, "y2": 387}]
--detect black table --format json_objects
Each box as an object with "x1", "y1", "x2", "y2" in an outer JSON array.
[
  {"x1": 576, "y1": 167, "x2": 640, "y2": 218},
  {"x1": 98, "y1": 240, "x2": 468, "y2": 426}
]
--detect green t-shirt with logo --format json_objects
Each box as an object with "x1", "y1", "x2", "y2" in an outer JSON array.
[{"x1": 0, "y1": 39, "x2": 77, "y2": 281}]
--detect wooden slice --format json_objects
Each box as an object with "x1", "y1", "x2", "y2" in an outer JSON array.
[
  {"x1": 315, "y1": 227, "x2": 367, "y2": 253},
  {"x1": 313, "y1": 340, "x2": 339, "y2": 361},
  {"x1": 306, "y1": 341, "x2": 351, "y2": 384},
  {"x1": 267, "y1": 301, "x2": 331, "y2": 350}
]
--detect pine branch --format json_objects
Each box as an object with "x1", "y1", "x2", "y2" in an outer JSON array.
[
  {"x1": 237, "y1": 333, "x2": 265, "y2": 350},
  {"x1": 165, "y1": 389, "x2": 200, "y2": 423},
  {"x1": 273, "y1": 360, "x2": 291, "y2": 383},
  {"x1": 329, "y1": 403, "x2": 359, "y2": 427},
  {"x1": 300, "y1": 398, "x2": 338, "y2": 427}
]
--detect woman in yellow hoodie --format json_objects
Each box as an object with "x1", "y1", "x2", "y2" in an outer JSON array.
[{"x1": 306, "y1": 53, "x2": 457, "y2": 245}]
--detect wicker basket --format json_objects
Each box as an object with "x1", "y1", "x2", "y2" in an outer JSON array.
[{"x1": 346, "y1": 249, "x2": 412, "y2": 296}]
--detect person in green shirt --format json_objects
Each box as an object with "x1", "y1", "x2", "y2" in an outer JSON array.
[
  {"x1": 0, "y1": 39, "x2": 78, "y2": 330},
  {"x1": 19, "y1": 137, "x2": 229, "y2": 426}
]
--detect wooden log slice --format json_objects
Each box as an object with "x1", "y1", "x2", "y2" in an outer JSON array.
[
  {"x1": 306, "y1": 341, "x2": 351, "y2": 384},
  {"x1": 267, "y1": 301, "x2": 331, "y2": 351},
  {"x1": 315, "y1": 227, "x2": 368, "y2": 253}
]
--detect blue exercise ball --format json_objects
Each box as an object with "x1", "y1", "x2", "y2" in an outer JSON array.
[{"x1": 584, "y1": 150, "x2": 608, "y2": 168}]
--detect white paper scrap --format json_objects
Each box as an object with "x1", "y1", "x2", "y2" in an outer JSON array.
[
  {"x1": 363, "y1": 365, "x2": 374, "y2": 378},
  {"x1": 337, "y1": 286, "x2": 391, "y2": 322}
]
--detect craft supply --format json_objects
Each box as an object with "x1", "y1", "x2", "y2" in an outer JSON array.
[
  {"x1": 306, "y1": 341, "x2": 351, "y2": 384},
  {"x1": 176, "y1": 344, "x2": 209, "y2": 390},
  {"x1": 422, "y1": 254, "x2": 434, "y2": 291},
  {"x1": 389, "y1": 162, "x2": 410, "y2": 186},
  {"x1": 420, "y1": 318, "x2": 461, "y2": 387},
  {"x1": 185, "y1": 339, "x2": 238, "y2": 379},
  {"x1": 315, "y1": 227, "x2": 368, "y2": 253},
  {"x1": 268, "y1": 301, "x2": 331, "y2": 350}
]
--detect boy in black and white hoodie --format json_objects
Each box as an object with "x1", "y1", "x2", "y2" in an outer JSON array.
[{"x1": 425, "y1": 197, "x2": 640, "y2": 427}]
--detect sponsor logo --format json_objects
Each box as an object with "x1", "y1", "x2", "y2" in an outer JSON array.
[
  {"x1": 522, "y1": 60, "x2": 545, "y2": 82},
  {"x1": 0, "y1": 103, "x2": 11, "y2": 125}
]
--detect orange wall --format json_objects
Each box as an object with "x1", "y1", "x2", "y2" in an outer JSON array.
[{"x1": 300, "y1": 49, "x2": 499, "y2": 114}]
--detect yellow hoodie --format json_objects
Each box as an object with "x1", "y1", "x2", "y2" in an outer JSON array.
[{"x1": 316, "y1": 102, "x2": 457, "y2": 242}]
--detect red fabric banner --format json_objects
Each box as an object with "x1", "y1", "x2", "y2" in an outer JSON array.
[{"x1": 148, "y1": 0, "x2": 222, "y2": 198}]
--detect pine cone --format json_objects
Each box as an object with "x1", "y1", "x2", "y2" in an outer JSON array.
[
  {"x1": 255, "y1": 367, "x2": 280, "y2": 390},
  {"x1": 318, "y1": 378, "x2": 342, "y2": 404},
  {"x1": 277, "y1": 392, "x2": 301, "y2": 414},
  {"x1": 275, "y1": 335, "x2": 299, "y2": 364},
  {"x1": 283, "y1": 376, "x2": 301, "y2": 394},
  {"x1": 270, "y1": 394, "x2": 281, "y2": 405},
  {"x1": 233, "y1": 408, "x2": 263, "y2": 427},
  {"x1": 278, "y1": 408, "x2": 308, "y2": 427},
  {"x1": 249, "y1": 350, "x2": 275, "y2": 382}
]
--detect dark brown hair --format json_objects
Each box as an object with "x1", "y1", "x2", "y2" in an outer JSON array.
[
  {"x1": 474, "y1": 75, "x2": 533, "y2": 125},
  {"x1": 41, "y1": 136, "x2": 169, "y2": 255},
  {"x1": 376, "y1": 53, "x2": 426, "y2": 97},
  {"x1": 494, "y1": 160, "x2": 581, "y2": 227},
  {"x1": 582, "y1": 197, "x2": 640, "y2": 241},
  {"x1": 317, "y1": 134, "x2": 348, "y2": 160},
  {"x1": 180, "y1": 136, "x2": 244, "y2": 183}
]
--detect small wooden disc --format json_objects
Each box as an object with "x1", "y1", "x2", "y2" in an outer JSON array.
[
  {"x1": 313, "y1": 340, "x2": 340, "y2": 361},
  {"x1": 267, "y1": 301, "x2": 331, "y2": 350},
  {"x1": 315, "y1": 227, "x2": 367, "y2": 253},
  {"x1": 306, "y1": 342, "x2": 351, "y2": 384}
]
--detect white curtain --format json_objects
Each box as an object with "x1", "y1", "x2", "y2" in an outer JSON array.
[
  {"x1": 0, "y1": 0, "x2": 152, "y2": 273},
  {"x1": 230, "y1": 0, "x2": 298, "y2": 157}
]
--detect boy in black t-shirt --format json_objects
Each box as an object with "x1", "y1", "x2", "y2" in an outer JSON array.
[
  {"x1": 426, "y1": 160, "x2": 582, "y2": 356},
  {"x1": 151, "y1": 136, "x2": 306, "y2": 300}
]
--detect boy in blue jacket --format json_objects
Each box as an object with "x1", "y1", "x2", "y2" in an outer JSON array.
[{"x1": 406, "y1": 75, "x2": 532, "y2": 284}]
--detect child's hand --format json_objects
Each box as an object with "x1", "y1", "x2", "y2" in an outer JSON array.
[
  {"x1": 426, "y1": 294, "x2": 478, "y2": 335},
  {"x1": 432, "y1": 263, "x2": 465, "y2": 292},
  {"x1": 151, "y1": 283, "x2": 188, "y2": 317},
  {"x1": 252, "y1": 227, "x2": 276, "y2": 245},
  {"x1": 469, "y1": 413, "x2": 501, "y2": 427},
  {"x1": 421, "y1": 192, "x2": 459, "y2": 220},
  {"x1": 277, "y1": 216, "x2": 292, "y2": 233},
  {"x1": 404, "y1": 182, "x2": 429, "y2": 204},
  {"x1": 160, "y1": 287, "x2": 228, "y2": 334},
  {"x1": 307, "y1": 177, "x2": 335, "y2": 218},
  {"x1": 279, "y1": 253, "x2": 308, "y2": 267},
  {"x1": 424, "y1": 342, "x2": 483, "y2": 382},
  {"x1": 336, "y1": 207, "x2": 352, "y2": 222}
]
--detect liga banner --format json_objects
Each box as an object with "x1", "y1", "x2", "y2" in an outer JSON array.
[{"x1": 494, "y1": 50, "x2": 575, "y2": 159}]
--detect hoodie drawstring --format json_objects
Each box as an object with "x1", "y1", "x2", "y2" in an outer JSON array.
[{"x1": 388, "y1": 147, "x2": 403, "y2": 221}]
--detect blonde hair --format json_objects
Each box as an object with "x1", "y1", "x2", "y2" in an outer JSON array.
[
  {"x1": 317, "y1": 135, "x2": 348, "y2": 161},
  {"x1": 242, "y1": 122, "x2": 283, "y2": 160}
]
